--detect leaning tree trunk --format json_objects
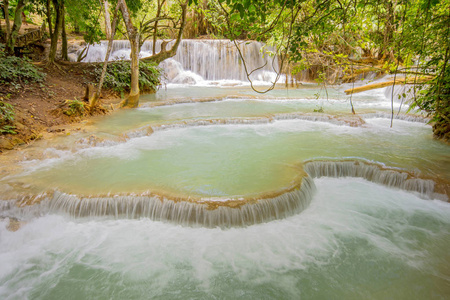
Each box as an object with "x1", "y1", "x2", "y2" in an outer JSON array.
[
  {"x1": 5, "y1": 0, "x2": 27, "y2": 55},
  {"x1": 141, "y1": 0, "x2": 188, "y2": 65},
  {"x1": 89, "y1": 1, "x2": 120, "y2": 112},
  {"x1": 117, "y1": 0, "x2": 141, "y2": 108}
]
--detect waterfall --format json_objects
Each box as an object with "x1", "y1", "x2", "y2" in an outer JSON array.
[
  {"x1": 304, "y1": 160, "x2": 439, "y2": 199},
  {"x1": 48, "y1": 177, "x2": 314, "y2": 228},
  {"x1": 360, "y1": 112, "x2": 430, "y2": 123},
  {"x1": 1, "y1": 177, "x2": 315, "y2": 228},
  {"x1": 72, "y1": 39, "x2": 281, "y2": 84},
  {"x1": 384, "y1": 83, "x2": 416, "y2": 103},
  {"x1": 167, "y1": 40, "x2": 279, "y2": 82}
]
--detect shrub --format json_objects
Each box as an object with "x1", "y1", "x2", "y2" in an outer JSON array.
[
  {"x1": 95, "y1": 60, "x2": 161, "y2": 94},
  {"x1": 0, "y1": 51, "x2": 45, "y2": 88},
  {"x1": 0, "y1": 101, "x2": 17, "y2": 135},
  {"x1": 63, "y1": 99, "x2": 86, "y2": 116},
  {"x1": 0, "y1": 125, "x2": 17, "y2": 135}
]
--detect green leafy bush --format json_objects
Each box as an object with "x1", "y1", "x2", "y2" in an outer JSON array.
[
  {"x1": 63, "y1": 99, "x2": 86, "y2": 116},
  {"x1": 0, "y1": 101, "x2": 16, "y2": 135},
  {"x1": 0, "y1": 101, "x2": 14, "y2": 123},
  {"x1": 0, "y1": 51, "x2": 45, "y2": 87},
  {"x1": 95, "y1": 60, "x2": 161, "y2": 93},
  {"x1": 0, "y1": 125, "x2": 17, "y2": 135}
]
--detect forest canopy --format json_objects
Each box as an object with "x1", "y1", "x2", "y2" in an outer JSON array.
[{"x1": 0, "y1": 0, "x2": 449, "y2": 138}]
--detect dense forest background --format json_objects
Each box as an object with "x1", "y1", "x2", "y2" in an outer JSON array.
[{"x1": 0, "y1": 0, "x2": 449, "y2": 141}]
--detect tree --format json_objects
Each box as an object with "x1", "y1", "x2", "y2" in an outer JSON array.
[
  {"x1": 3, "y1": 0, "x2": 11, "y2": 47},
  {"x1": 116, "y1": 0, "x2": 188, "y2": 108},
  {"x1": 86, "y1": 0, "x2": 188, "y2": 110},
  {"x1": 203, "y1": 0, "x2": 449, "y2": 139},
  {"x1": 116, "y1": 0, "x2": 140, "y2": 108},
  {"x1": 4, "y1": 0, "x2": 28, "y2": 55},
  {"x1": 88, "y1": 0, "x2": 120, "y2": 111}
]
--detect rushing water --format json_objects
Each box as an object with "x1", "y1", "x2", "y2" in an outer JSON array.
[
  {"x1": 1, "y1": 40, "x2": 450, "y2": 298},
  {"x1": 1, "y1": 179, "x2": 449, "y2": 299}
]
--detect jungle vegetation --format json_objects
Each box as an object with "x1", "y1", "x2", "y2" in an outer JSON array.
[{"x1": 0, "y1": 0, "x2": 449, "y2": 139}]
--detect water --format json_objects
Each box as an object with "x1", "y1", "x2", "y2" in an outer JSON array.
[
  {"x1": 72, "y1": 40, "x2": 282, "y2": 85},
  {"x1": 1, "y1": 179, "x2": 449, "y2": 299},
  {"x1": 9, "y1": 118, "x2": 447, "y2": 198},
  {"x1": 1, "y1": 40, "x2": 450, "y2": 298}
]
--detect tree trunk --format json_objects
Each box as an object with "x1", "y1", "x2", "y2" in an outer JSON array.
[
  {"x1": 117, "y1": 0, "x2": 141, "y2": 108},
  {"x1": 5, "y1": 0, "x2": 27, "y2": 55},
  {"x1": 152, "y1": 0, "x2": 165, "y2": 54},
  {"x1": 61, "y1": 4, "x2": 68, "y2": 61},
  {"x1": 103, "y1": 0, "x2": 112, "y2": 40},
  {"x1": 379, "y1": 1, "x2": 395, "y2": 61},
  {"x1": 4, "y1": 0, "x2": 11, "y2": 45},
  {"x1": 46, "y1": 0, "x2": 53, "y2": 38},
  {"x1": 73, "y1": 20, "x2": 80, "y2": 34},
  {"x1": 120, "y1": 34, "x2": 140, "y2": 108},
  {"x1": 344, "y1": 76, "x2": 433, "y2": 95},
  {"x1": 141, "y1": 0, "x2": 188, "y2": 65},
  {"x1": 49, "y1": 0, "x2": 63, "y2": 62},
  {"x1": 89, "y1": 1, "x2": 120, "y2": 111}
]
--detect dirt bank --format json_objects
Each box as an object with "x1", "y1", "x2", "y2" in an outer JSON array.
[{"x1": 0, "y1": 62, "x2": 119, "y2": 152}]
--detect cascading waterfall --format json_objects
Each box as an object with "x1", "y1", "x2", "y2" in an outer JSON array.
[
  {"x1": 360, "y1": 112, "x2": 430, "y2": 123},
  {"x1": 2, "y1": 158, "x2": 445, "y2": 227},
  {"x1": 384, "y1": 83, "x2": 416, "y2": 103},
  {"x1": 49, "y1": 176, "x2": 314, "y2": 228},
  {"x1": 1, "y1": 176, "x2": 315, "y2": 228},
  {"x1": 167, "y1": 40, "x2": 279, "y2": 82},
  {"x1": 75, "y1": 113, "x2": 367, "y2": 149},
  {"x1": 304, "y1": 160, "x2": 440, "y2": 199},
  {"x1": 71, "y1": 39, "x2": 281, "y2": 83}
]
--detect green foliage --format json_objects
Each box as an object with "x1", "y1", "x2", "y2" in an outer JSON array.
[
  {"x1": 213, "y1": 0, "x2": 298, "y2": 41},
  {"x1": 211, "y1": 0, "x2": 449, "y2": 137},
  {"x1": 0, "y1": 101, "x2": 16, "y2": 135},
  {"x1": 95, "y1": 60, "x2": 161, "y2": 93},
  {"x1": 313, "y1": 106, "x2": 324, "y2": 113},
  {"x1": 0, "y1": 101, "x2": 15, "y2": 124},
  {"x1": 410, "y1": 64, "x2": 450, "y2": 117},
  {"x1": 0, "y1": 125, "x2": 17, "y2": 135},
  {"x1": 0, "y1": 50, "x2": 45, "y2": 87},
  {"x1": 64, "y1": 0, "x2": 105, "y2": 43},
  {"x1": 63, "y1": 99, "x2": 86, "y2": 116}
]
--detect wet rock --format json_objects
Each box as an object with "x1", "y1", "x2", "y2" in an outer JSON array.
[
  {"x1": 29, "y1": 132, "x2": 42, "y2": 140},
  {"x1": 11, "y1": 137, "x2": 26, "y2": 146},
  {"x1": 68, "y1": 53, "x2": 78, "y2": 62},
  {"x1": 14, "y1": 122, "x2": 26, "y2": 132},
  {"x1": 47, "y1": 128, "x2": 65, "y2": 133},
  {"x1": 0, "y1": 184, "x2": 12, "y2": 192},
  {"x1": 0, "y1": 137, "x2": 14, "y2": 150},
  {"x1": 5, "y1": 217, "x2": 25, "y2": 232}
]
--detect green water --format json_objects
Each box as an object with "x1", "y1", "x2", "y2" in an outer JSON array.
[
  {"x1": 0, "y1": 84, "x2": 449, "y2": 299},
  {"x1": 91, "y1": 85, "x2": 396, "y2": 135},
  {"x1": 12, "y1": 111, "x2": 449, "y2": 197}
]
